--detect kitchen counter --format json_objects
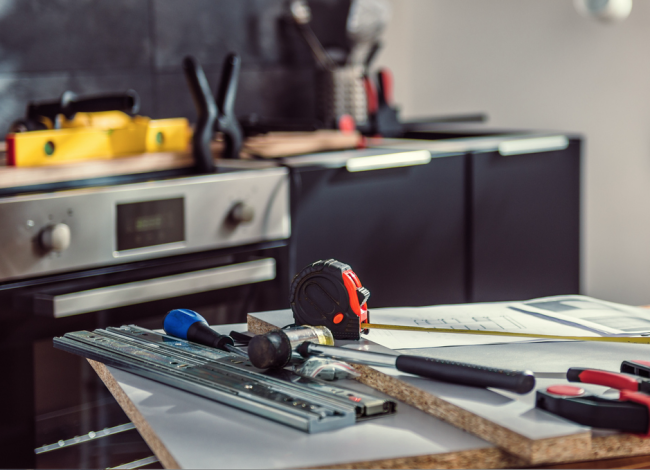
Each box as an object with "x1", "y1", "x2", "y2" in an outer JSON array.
[{"x1": 89, "y1": 322, "x2": 650, "y2": 469}]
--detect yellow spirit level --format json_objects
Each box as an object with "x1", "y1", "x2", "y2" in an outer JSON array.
[{"x1": 5, "y1": 91, "x2": 190, "y2": 167}]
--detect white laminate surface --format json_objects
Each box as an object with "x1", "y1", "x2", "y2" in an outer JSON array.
[{"x1": 108, "y1": 364, "x2": 493, "y2": 469}]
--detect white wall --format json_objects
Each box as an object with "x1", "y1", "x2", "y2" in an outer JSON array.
[{"x1": 376, "y1": 0, "x2": 650, "y2": 305}]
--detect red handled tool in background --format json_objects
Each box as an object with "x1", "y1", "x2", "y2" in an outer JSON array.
[
  {"x1": 363, "y1": 68, "x2": 402, "y2": 137},
  {"x1": 290, "y1": 259, "x2": 370, "y2": 340}
]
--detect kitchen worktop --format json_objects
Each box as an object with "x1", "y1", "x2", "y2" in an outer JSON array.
[
  {"x1": 0, "y1": 130, "x2": 576, "y2": 191},
  {"x1": 90, "y1": 321, "x2": 650, "y2": 469}
]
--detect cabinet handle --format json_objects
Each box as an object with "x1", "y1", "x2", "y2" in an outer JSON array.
[
  {"x1": 498, "y1": 136, "x2": 569, "y2": 156},
  {"x1": 35, "y1": 258, "x2": 276, "y2": 318},
  {"x1": 346, "y1": 150, "x2": 431, "y2": 172}
]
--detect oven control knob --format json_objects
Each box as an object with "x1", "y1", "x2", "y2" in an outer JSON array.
[
  {"x1": 40, "y1": 223, "x2": 71, "y2": 253},
  {"x1": 228, "y1": 202, "x2": 255, "y2": 224}
]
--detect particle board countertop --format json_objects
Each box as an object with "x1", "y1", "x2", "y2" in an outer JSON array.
[{"x1": 89, "y1": 320, "x2": 650, "y2": 469}]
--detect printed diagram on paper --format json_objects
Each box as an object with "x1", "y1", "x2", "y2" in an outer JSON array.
[
  {"x1": 412, "y1": 315, "x2": 527, "y2": 332},
  {"x1": 365, "y1": 299, "x2": 603, "y2": 350}
]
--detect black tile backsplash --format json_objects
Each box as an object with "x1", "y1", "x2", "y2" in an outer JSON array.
[
  {"x1": 154, "y1": 65, "x2": 316, "y2": 122},
  {"x1": 0, "y1": 0, "x2": 151, "y2": 74},
  {"x1": 152, "y1": 0, "x2": 281, "y2": 69},
  {"x1": 0, "y1": 0, "x2": 350, "y2": 139},
  {"x1": 237, "y1": 65, "x2": 317, "y2": 119}
]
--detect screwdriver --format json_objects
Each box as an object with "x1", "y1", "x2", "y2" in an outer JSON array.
[
  {"x1": 248, "y1": 329, "x2": 535, "y2": 394},
  {"x1": 163, "y1": 309, "x2": 248, "y2": 357},
  {"x1": 297, "y1": 342, "x2": 535, "y2": 394}
]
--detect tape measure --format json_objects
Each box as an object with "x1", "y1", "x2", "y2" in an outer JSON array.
[{"x1": 290, "y1": 259, "x2": 370, "y2": 340}]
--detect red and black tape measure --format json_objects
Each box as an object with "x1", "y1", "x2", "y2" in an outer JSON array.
[{"x1": 289, "y1": 259, "x2": 370, "y2": 340}]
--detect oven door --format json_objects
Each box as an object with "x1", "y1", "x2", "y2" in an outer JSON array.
[
  {"x1": 19, "y1": 254, "x2": 275, "y2": 319},
  {"x1": 0, "y1": 241, "x2": 288, "y2": 468}
]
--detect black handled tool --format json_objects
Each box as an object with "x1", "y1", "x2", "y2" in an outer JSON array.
[
  {"x1": 247, "y1": 329, "x2": 535, "y2": 394},
  {"x1": 183, "y1": 53, "x2": 243, "y2": 173},
  {"x1": 9, "y1": 89, "x2": 140, "y2": 133},
  {"x1": 297, "y1": 342, "x2": 535, "y2": 394}
]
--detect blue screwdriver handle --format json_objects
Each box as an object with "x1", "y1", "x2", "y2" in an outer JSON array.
[{"x1": 164, "y1": 309, "x2": 234, "y2": 351}]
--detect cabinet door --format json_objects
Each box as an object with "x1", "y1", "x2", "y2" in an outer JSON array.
[
  {"x1": 291, "y1": 154, "x2": 466, "y2": 307},
  {"x1": 471, "y1": 139, "x2": 580, "y2": 302}
]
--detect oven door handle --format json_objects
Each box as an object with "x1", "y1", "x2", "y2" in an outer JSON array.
[{"x1": 34, "y1": 258, "x2": 276, "y2": 318}]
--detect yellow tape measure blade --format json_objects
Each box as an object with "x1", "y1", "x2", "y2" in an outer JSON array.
[{"x1": 360, "y1": 323, "x2": 650, "y2": 344}]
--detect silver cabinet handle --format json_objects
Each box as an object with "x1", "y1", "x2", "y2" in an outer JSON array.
[
  {"x1": 36, "y1": 258, "x2": 276, "y2": 318},
  {"x1": 346, "y1": 150, "x2": 431, "y2": 172},
  {"x1": 498, "y1": 136, "x2": 569, "y2": 156}
]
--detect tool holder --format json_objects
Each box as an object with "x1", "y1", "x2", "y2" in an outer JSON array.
[
  {"x1": 315, "y1": 66, "x2": 368, "y2": 129},
  {"x1": 183, "y1": 54, "x2": 243, "y2": 173}
]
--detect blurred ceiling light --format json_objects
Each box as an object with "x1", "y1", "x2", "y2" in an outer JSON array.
[{"x1": 574, "y1": 0, "x2": 633, "y2": 22}]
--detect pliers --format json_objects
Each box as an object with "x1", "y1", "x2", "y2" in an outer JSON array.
[{"x1": 535, "y1": 361, "x2": 650, "y2": 435}]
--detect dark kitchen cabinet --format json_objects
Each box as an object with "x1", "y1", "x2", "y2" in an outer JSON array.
[
  {"x1": 285, "y1": 132, "x2": 581, "y2": 308},
  {"x1": 469, "y1": 138, "x2": 581, "y2": 302},
  {"x1": 285, "y1": 150, "x2": 467, "y2": 308}
]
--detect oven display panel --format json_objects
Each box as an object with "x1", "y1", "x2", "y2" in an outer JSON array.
[{"x1": 116, "y1": 198, "x2": 185, "y2": 251}]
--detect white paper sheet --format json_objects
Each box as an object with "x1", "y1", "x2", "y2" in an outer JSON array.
[
  {"x1": 364, "y1": 298, "x2": 605, "y2": 350},
  {"x1": 514, "y1": 295, "x2": 650, "y2": 335}
]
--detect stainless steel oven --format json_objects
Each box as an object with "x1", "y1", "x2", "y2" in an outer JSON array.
[{"x1": 0, "y1": 164, "x2": 290, "y2": 468}]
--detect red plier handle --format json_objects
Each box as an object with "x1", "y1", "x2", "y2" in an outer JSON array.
[
  {"x1": 363, "y1": 68, "x2": 393, "y2": 117},
  {"x1": 567, "y1": 367, "x2": 649, "y2": 393},
  {"x1": 566, "y1": 367, "x2": 650, "y2": 436}
]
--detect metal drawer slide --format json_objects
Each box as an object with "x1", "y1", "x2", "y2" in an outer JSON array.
[{"x1": 54, "y1": 326, "x2": 395, "y2": 433}]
